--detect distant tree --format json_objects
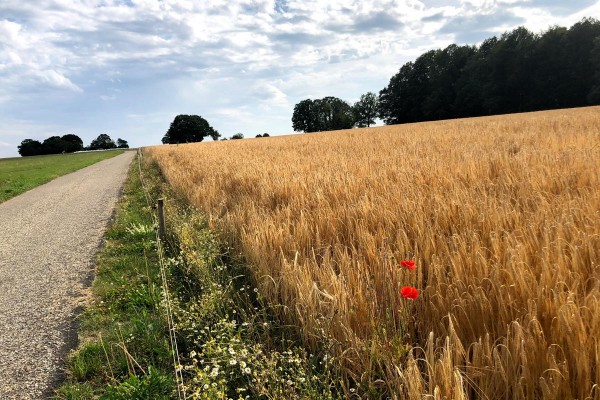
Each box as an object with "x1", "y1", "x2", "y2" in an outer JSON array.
[
  {"x1": 162, "y1": 114, "x2": 220, "y2": 144},
  {"x1": 378, "y1": 61, "x2": 419, "y2": 125},
  {"x1": 116, "y1": 138, "x2": 129, "y2": 149},
  {"x1": 526, "y1": 26, "x2": 568, "y2": 110},
  {"x1": 255, "y1": 134, "x2": 263, "y2": 138},
  {"x1": 316, "y1": 97, "x2": 355, "y2": 130},
  {"x1": 353, "y1": 92, "x2": 379, "y2": 127},
  {"x1": 230, "y1": 133, "x2": 244, "y2": 140},
  {"x1": 588, "y1": 37, "x2": 600, "y2": 103},
  {"x1": 485, "y1": 26, "x2": 537, "y2": 114},
  {"x1": 454, "y1": 37, "x2": 497, "y2": 117},
  {"x1": 262, "y1": 133, "x2": 270, "y2": 137},
  {"x1": 564, "y1": 18, "x2": 600, "y2": 106},
  {"x1": 292, "y1": 99, "x2": 320, "y2": 132},
  {"x1": 89, "y1": 134, "x2": 117, "y2": 150},
  {"x1": 42, "y1": 136, "x2": 67, "y2": 155},
  {"x1": 292, "y1": 97, "x2": 355, "y2": 132},
  {"x1": 24, "y1": 136, "x2": 81, "y2": 155},
  {"x1": 61, "y1": 134, "x2": 84, "y2": 153},
  {"x1": 423, "y1": 44, "x2": 475, "y2": 119},
  {"x1": 17, "y1": 139, "x2": 43, "y2": 157}
]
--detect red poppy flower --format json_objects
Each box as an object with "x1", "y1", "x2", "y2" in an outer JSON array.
[
  {"x1": 400, "y1": 286, "x2": 419, "y2": 300},
  {"x1": 401, "y1": 259, "x2": 416, "y2": 271}
]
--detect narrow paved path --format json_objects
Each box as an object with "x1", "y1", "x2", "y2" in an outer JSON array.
[{"x1": 0, "y1": 151, "x2": 135, "y2": 399}]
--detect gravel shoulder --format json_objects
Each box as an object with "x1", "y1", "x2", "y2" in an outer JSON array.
[{"x1": 0, "y1": 151, "x2": 135, "y2": 399}]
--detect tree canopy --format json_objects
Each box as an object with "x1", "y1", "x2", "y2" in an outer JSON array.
[
  {"x1": 292, "y1": 97, "x2": 355, "y2": 133},
  {"x1": 18, "y1": 139, "x2": 44, "y2": 157},
  {"x1": 18, "y1": 134, "x2": 84, "y2": 156},
  {"x1": 17, "y1": 133, "x2": 127, "y2": 156},
  {"x1": 61, "y1": 134, "x2": 84, "y2": 153},
  {"x1": 42, "y1": 136, "x2": 67, "y2": 155},
  {"x1": 116, "y1": 138, "x2": 129, "y2": 149},
  {"x1": 353, "y1": 92, "x2": 379, "y2": 128},
  {"x1": 162, "y1": 114, "x2": 220, "y2": 144},
  {"x1": 89, "y1": 134, "x2": 117, "y2": 150},
  {"x1": 379, "y1": 18, "x2": 600, "y2": 124}
]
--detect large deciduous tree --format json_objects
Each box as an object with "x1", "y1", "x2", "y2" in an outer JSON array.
[
  {"x1": 18, "y1": 139, "x2": 43, "y2": 157},
  {"x1": 292, "y1": 99, "x2": 320, "y2": 133},
  {"x1": 292, "y1": 97, "x2": 355, "y2": 133},
  {"x1": 89, "y1": 134, "x2": 117, "y2": 150},
  {"x1": 61, "y1": 134, "x2": 84, "y2": 153},
  {"x1": 162, "y1": 114, "x2": 220, "y2": 144},
  {"x1": 353, "y1": 92, "x2": 379, "y2": 127},
  {"x1": 588, "y1": 37, "x2": 600, "y2": 103},
  {"x1": 42, "y1": 136, "x2": 67, "y2": 155},
  {"x1": 316, "y1": 97, "x2": 355, "y2": 131}
]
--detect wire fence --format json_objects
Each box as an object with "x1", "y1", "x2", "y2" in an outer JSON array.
[{"x1": 137, "y1": 149, "x2": 186, "y2": 399}]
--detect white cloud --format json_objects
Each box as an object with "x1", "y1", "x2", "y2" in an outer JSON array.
[
  {"x1": 35, "y1": 69, "x2": 83, "y2": 92},
  {"x1": 252, "y1": 82, "x2": 288, "y2": 106}
]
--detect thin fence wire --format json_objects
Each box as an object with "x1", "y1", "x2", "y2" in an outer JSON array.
[{"x1": 137, "y1": 149, "x2": 186, "y2": 399}]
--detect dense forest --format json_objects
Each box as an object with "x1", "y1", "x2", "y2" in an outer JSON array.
[
  {"x1": 293, "y1": 18, "x2": 600, "y2": 131},
  {"x1": 379, "y1": 17, "x2": 600, "y2": 124}
]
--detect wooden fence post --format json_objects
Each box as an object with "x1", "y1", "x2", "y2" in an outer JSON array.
[{"x1": 157, "y1": 198, "x2": 165, "y2": 242}]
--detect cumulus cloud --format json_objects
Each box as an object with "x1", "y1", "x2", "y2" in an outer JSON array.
[
  {"x1": 251, "y1": 82, "x2": 288, "y2": 106},
  {"x1": 36, "y1": 70, "x2": 83, "y2": 92},
  {"x1": 502, "y1": 0, "x2": 597, "y2": 14},
  {"x1": 439, "y1": 9, "x2": 526, "y2": 43}
]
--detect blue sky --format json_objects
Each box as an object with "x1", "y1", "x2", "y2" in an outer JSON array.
[{"x1": 0, "y1": 0, "x2": 598, "y2": 158}]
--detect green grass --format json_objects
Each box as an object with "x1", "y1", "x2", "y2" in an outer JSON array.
[
  {"x1": 53, "y1": 156, "x2": 175, "y2": 399},
  {"x1": 0, "y1": 150, "x2": 125, "y2": 203}
]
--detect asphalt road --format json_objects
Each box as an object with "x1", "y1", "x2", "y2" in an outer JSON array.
[{"x1": 0, "y1": 151, "x2": 135, "y2": 399}]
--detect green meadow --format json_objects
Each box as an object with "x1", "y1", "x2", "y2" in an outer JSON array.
[{"x1": 0, "y1": 151, "x2": 125, "y2": 203}]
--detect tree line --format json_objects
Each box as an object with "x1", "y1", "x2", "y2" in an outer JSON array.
[
  {"x1": 292, "y1": 93, "x2": 379, "y2": 132},
  {"x1": 161, "y1": 114, "x2": 271, "y2": 143},
  {"x1": 292, "y1": 18, "x2": 600, "y2": 131},
  {"x1": 18, "y1": 134, "x2": 129, "y2": 157}
]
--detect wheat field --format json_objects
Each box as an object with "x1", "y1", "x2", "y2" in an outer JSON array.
[{"x1": 146, "y1": 107, "x2": 600, "y2": 399}]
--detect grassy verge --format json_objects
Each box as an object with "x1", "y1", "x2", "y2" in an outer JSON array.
[
  {"x1": 55, "y1": 154, "x2": 342, "y2": 399},
  {"x1": 0, "y1": 150, "x2": 125, "y2": 203},
  {"x1": 54, "y1": 155, "x2": 174, "y2": 399}
]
